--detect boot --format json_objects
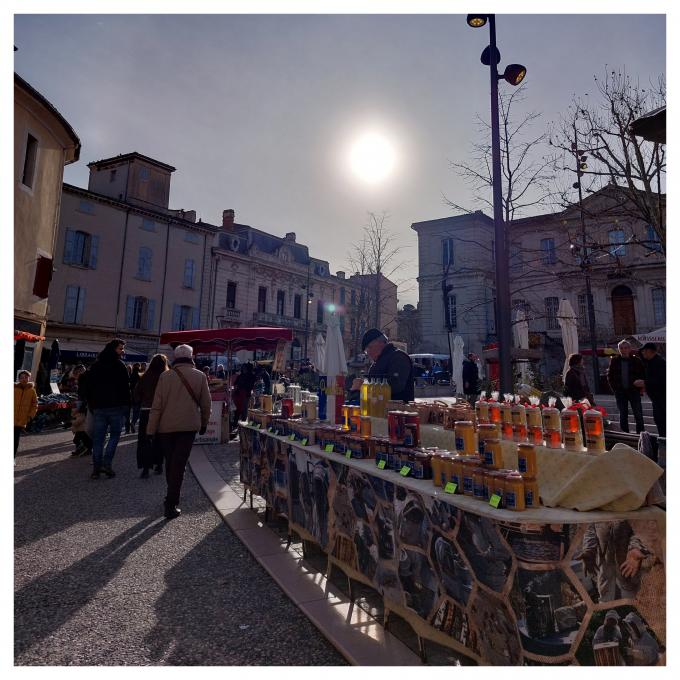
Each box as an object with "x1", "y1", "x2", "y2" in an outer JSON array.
[{"x1": 164, "y1": 502, "x2": 181, "y2": 520}]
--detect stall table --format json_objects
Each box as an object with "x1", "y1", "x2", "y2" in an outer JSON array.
[{"x1": 239, "y1": 423, "x2": 665, "y2": 666}]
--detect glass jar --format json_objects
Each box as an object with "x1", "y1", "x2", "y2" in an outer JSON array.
[
  {"x1": 488, "y1": 471, "x2": 506, "y2": 508},
  {"x1": 431, "y1": 453, "x2": 444, "y2": 487},
  {"x1": 504, "y1": 472, "x2": 526, "y2": 511},
  {"x1": 584, "y1": 409, "x2": 606, "y2": 453},
  {"x1": 545, "y1": 429, "x2": 562, "y2": 449},
  {"x1": 488, "y1": 401, "x2": 501, "y2": 425},
  {"x1": 517, "y1": 443, "x2": 537, "y2": 477},
  {"x1": 512, "y1": 423, "x2": 528, "y2": 443},
  {"x1": 481, "y1": 437, "x2": 503, "y2": 468},
  {"x1": 454, "y1": 421, "x2": 476, "y2": 455},
  {"x1": 511, "y1": 402, "x2": 527, "y2": 427},
  {"x1": 563, "y1": 429, "x2": 584, "y2": 452},
  {"x1": 525, "y1": 405, "x2": 542, "y2": 428},
  {"x1": 341, "y1": 403, "x2": 351, "y2": 431},
  {"x1": 501, "y1": 402, "x2": 514, "y2": 425},
  {"x1": 360, "y1": 416, "x2": 372, "y2": 439},
  {"x1": 542, "y1": 406, "x2": 561, "y2": 432},
  {"x1": 475, "y1": 399, "x2": 490, "y2": 425},
  {"x1": 404, "y1": 412, "x2": 420, "y2": 447},
  {"x1": 528, "y1": 425, "x2": 544, "y2": 446},
  {"x1": 461, "y1": 459, "x2": 476, "y2": 496},
  {"x1": 450, "y1": 456, "x2": 464, "y2": 491},
  {"x1": 561, "y1": 409, "x2": 581, "y2": 434}
]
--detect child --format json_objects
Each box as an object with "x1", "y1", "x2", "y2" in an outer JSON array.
[{"x1": 70, "y1": 405, "x2": 93, "y2": 457}]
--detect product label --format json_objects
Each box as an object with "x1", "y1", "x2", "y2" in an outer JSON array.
[
  {"x1": 518, "y1": 457, "x2": 527, "y2": 473},
  {"x1": 473, "y1": 481, "x2": 485, "y2": 498},
  {"x1": 301, "y1": 438, "x2": 308, "y2": 446},
  {"x1": 455, "y1": 436, "x2": 464, "y2": 451},
  {"x1": 377, "y1": 460, "x2": 387, "y2": 469},
  {"x1": 400, "y1": 465, "x2": 411, "y2": 476},
  {"x1": 484, "y1": 450, "x2": 493, "y2": 466},
  {"x1": 440, "y1": 472, "x2": 447, "y2": 486},
  {"x1": 403, "y1": 433, "x2": 414, "y2": 446},
  {"x1": 325, "y1": 444, "x2": 334, "y2": 453},
  {"x1": 463, "y1": 475, "x2": 473, "y2": 493},
  {"x1": 289, "y1": 434, "x2": 296, "y2": 441},
  {"x1": 489, "y1": 494, "x2": 502, "y2": 508},
  {"x1": 478, "y1": 440, "x2": 486, "y2": 455},
  {"x1": 505, "y1": 490, "x2": 516, "y2": 508},
  {"x1": 444, "y1": 482, "x2": 457, "y2": 494},
  {"x1": 525, "y1": 490, "x2": 534, "y2": 506}
]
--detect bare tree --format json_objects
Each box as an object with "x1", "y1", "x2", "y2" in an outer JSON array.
[{"x1": 550, "y1": 68, "x2": 666, "y2": 252}]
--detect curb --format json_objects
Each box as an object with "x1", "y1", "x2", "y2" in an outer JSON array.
[{"x1": 189, "y1": 444, "x2": 421, "y2": 667}]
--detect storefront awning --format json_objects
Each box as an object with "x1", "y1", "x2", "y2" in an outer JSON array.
[
  {"x1": 14, "y1": 330, "x2": 45, "y2": 342},
  {"x1": 159, "y1": 327, "x2": 294, "y2": 353}
]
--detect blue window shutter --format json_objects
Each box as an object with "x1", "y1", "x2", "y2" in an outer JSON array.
[
  {"x1": 64, "y1": 285, "x2": 77, "y2": 322},
  {"x1": 125, "y1": 295, "x2": 135, "y2": 328},
  {"x1": 191, "y1": 307, "x2": 200, "y2": 329},
  {"x1": 145, "y1": 248, "x2": 152, "y2": 278},
  {"x1": 89, "y1": 235, "x2": 99, "y2": 269},
  {"x1": 76, "y1": 287, "x2": 86, "y2": 323},
  {"x1": 146, "y1": 299, "x2": 156, "y2": 331},
  {"x1": 63, "y1": 229, "x2": 75, "y2": 264},
  {"x1": 172, "y1": 304, "x2": 181, "y2": 331}
]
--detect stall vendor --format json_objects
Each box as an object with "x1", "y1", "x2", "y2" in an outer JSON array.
[{"x1": 361, "y1": 328, "x2": 414, "y2": 402}]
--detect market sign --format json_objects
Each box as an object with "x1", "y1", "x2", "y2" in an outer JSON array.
[{"x1": 194, "y1": 400, "x2": 222, "y2": 444}]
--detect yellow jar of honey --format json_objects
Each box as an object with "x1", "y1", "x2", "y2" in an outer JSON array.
[
  {"x1": 525, "y1": 405, "x2": 542, "y2": 428},
  {"x1": 481, "y1": 437, "x2": 503, "y2": 468},
  {"x1": 472, "y1": 467, "x2": 486, "y2": 500},
  {"x1": 517, "y1": 443, "x2": 537, "y2": 477},
  {"x1": 475, "y1": 399, "x2": 490, "y2": 424},
  {"x1": 511, "y1": 402, "x2": 527, "y2": 426},
  {"x1": 360, "y1": 416, "x2": 372, "y2": 439},
  {"x1": 431, "y1": 453, "x2": 444, "y2": 487},
  {"x1": 504, "y1": 472, "x2": 526, "y2": 511},
  {"x1": 450, "y1": 456, "x2": 465, "y2": 492},
  {"x1": 542, "y1": 406, "x2": 561, "y2": 432},
  {"x1": 488, "y1": 471, "x2": 506, "y2": 507},
  {"x1": 454, "y1": 421, "x2": 476, "y2": 455},
  {"x1": 461, "y1": 459, "x2": 476, "y2": 496},
  {"x1": 501, "y1": 402, "x2": 514, "y2": 425}
]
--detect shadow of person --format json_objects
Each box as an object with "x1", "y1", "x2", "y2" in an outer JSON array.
[{"x1": 15, "y1": 517, "x2": 165, "y2": 658}]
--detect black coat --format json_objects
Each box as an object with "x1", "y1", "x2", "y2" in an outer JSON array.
[
  {"x1": 462, "y1": 359, "x2": 479, "y2": 394},
  {"x1": 643, "y1": 354, "x2": 666, "y2": 402},
  {"x1": 607, "y1": 354, "x2": 645, "y2": 394},
  {"x1": 85, "y1": 357, "x2": 131, "y2": 409},
  {"x1": 564, "y1": 366, "x2": 593, "y2": 402},
  {"x1": 368, "y1": 343, "x2": 414, "y2": 402}
]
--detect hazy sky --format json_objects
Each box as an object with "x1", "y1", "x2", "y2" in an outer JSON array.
[{"x1": 13, "y1": 12, "x2": 665, "y2": 306}]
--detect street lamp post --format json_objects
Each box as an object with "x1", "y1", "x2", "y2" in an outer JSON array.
[{"x1": 467, "y1": 14, "x2": 526, "y2": 395}]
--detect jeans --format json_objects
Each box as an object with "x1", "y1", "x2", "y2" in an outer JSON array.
[
  {"x1": 614, "y1": 390, "x2": 645, "y2": 433},
  {"x1": 92, "y1": 406, "x2": 127, "y2": 468}
]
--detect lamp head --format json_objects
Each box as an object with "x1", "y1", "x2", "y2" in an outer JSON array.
[
  {"x1": 467, "y1": 14, "x2": 488, "y2": 28},
  {"x1": 503, "y1": 64, "x2": 526, "y2": 86}
]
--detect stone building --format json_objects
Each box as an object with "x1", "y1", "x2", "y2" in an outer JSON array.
[
  {"x1": 46, "y1": 152, "x2": 218, "y2": 362},
  {"x1": 14, "y1": 73, "x2": 81, "y2": 378}
]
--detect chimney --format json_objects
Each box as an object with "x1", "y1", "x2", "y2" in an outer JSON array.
[
  {"x1": 222, "y1": 209, "x2": 235, "y2": 229},
  {"x1": 284, "y1": 232, "x2": 296, "y2": 242},
  {"x1": 336, "y1": 271, "x2": 346, "y2": 279},
  {"x1": 184, "y1": 210, "x2": 196, "y2": 223}
]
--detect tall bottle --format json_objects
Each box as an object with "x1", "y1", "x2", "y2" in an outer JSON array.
[
  {"x1": 369, "y1": 378, "x2": 379, "y2": 417},
  {"x1": 382, "y1": 378, "x2": 391, "y2": 417},
  {"x1": 360, "y1": 378, "x2": 370, "y2": 417}
]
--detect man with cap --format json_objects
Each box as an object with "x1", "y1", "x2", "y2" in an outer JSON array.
[
  {"x1": 639, "y1": 342, "x2": 666, "y2": 437},
  {"x1": 147, "y1": 344, "x2": 212, "y2": 519},
  {"x1": 361, "y1": 328, "x2": 415, "y2": 402}
]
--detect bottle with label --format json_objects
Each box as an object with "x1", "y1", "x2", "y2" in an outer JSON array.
[
  {"x1": 504, "y1": 472, "x2": 526, "y2": 511},
  {"x1": 360, "y1": 378, "x2": 370, "y2": 417},
  {"x1": 561, "y1": 408, "x2": 584, "y2": 451},
  {"x1": 517, "y1": 443, "x2": 537, "y2": 477},
  {"x1": 584, "y1": 408, "x2": 606, "y2": 453}
]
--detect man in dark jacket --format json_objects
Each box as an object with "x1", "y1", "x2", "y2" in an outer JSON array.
[
  {"x1": 640, "y1": 342, "x2": 666, "y2": 437},
  {"x1": 462, "y1": 353, "x2": 480, "y2": 404},
  {"x1": 606, "y1": 340, "x2": 645, "y2": 433},
  {"x1": 85, "y1": 338, "x2": 131, "y2": 478},
  {"x1": 362, "y1": 328, "x2": 414, "y2": 402}
]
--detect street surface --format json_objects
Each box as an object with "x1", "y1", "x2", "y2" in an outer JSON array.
[{"x1": 14, "y1": 429, "x2": 345, "y2": 665}]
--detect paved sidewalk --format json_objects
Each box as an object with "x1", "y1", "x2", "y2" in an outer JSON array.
[{"x1": 14, "y1": 429, "x2": 345, "y2": 666}]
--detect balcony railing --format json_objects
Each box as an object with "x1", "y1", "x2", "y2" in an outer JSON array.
[
  {"x1": 216, "y1": 307, "x2": 241, "y2": 322},
  {"x1": 252, "y1": 311, "x2": 326, "y2": 332}
]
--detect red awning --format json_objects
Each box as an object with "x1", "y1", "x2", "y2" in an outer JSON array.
[
  {"x1": 159, "y1": 327, "x2": 294, "y2": 353},
  {"x1": 14, "y1": 330, "x2": 46, "y2": 342}
]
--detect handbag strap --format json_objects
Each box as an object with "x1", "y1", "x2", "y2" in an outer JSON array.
[{"x1": 173, "y1": 367, "x2": 201, "y2": 408}]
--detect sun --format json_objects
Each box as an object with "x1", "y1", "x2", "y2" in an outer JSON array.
[{"x1": 348, "y1": 131, "x2": 397, "y2": 185}]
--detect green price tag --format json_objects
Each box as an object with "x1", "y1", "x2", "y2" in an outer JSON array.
[
  {"x1": 301, "y1": 438, "x2": 308, "y2": 446},
  {"x1": 289, "y1": 434, "x2": 296, "y2": 441},
  {"x1": 325, "y1": 444, "x2": 334, "y2": 453},
  {"x1": 345, "y1": 451, "x2": 352, "y2": 459},
  {"x1": 444, "y1": 482, "x2": 457, "y2": 494},
  {"x1": 377, "y1": 460, "x2": 387, "y2": 469},
  {"x1": 489, "y1": 494, "x2": 502, "y2": 508},
  {"x1": 400, "y1": 466, "x2": 411, "y2": 477},
  {"x1": 254, "y1": 423, "x2": 261, "y2": 429},
  {"x1": 267, "y1": 427, "x2": 273, "y2": 433},
  {"x1": 249, "y1": 421, "x2": 255, "y2": 427}
]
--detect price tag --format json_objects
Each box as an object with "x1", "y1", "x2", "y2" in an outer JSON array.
[
  {"x1": 377, "y1": 460, "x2": 387, "y2": 469},
  {"x1": 249, "y1": 421, "x2": 255, "y2": 427},
  {"x1": 301, "y1": 438, "x2": 308, "y2": 446},
  {"x1": 254, "y1": 424, "x2": 261, "y2": 429},
  {"x1": 444, "y1": 482, "x2": 457, "y2": 494},
  {"x1": 489, "y1": 494, "x2": 502, "y2": 508},
  {"x1": 400, "y1": 466, "x2": 411, "y2": 477},
  {"x1": 345, "y1": 451, "x2": 352, "y2": 459},
  {"x1": 267, "y1": 427, "x2": 273, "y2": 433},
  {"x1": 274, "y1": 430, "x2": 280, "y2": 436},
  {"x1": 325, "y1": 444, "x2": 334, "y2": 453},
  {"x1": 289, "y1": 434, "x2": 296, "y2": 441}
]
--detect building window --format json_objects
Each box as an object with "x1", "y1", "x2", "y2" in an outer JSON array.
[
  {"x1": 64, "y1": 285, "x2": 86, "y2": 324},
  {"x1": 258, "y1": 287, "x2": 267, "y2": 314},
  {"x1": 646, "y1": 225, "x2": 662, "y2": 252},
  {"x1": 577, "y1": 293, "x2": 588, "y2": 327},
  {"x1": 545, "y1": 296, "x2": 559, "y2": 330},
  {"x1": 351, "y1": 289, "x2": 356, "y2": 306},
  {"x1": 608, "y1": 229, "x2": 627, "y2": 256},
  {"x1": 184, "y1": 231, "x2": 200, "y2": 244},
  {"x1": 141, "y1": 218, "x2": 156, "y2": 232},
  {"x1": 446, "y1": 294, "x2": 457, "y2": 329},
  {"x1": 339, "y1": 316, "x2": 345, "y2": 334},
  {"x1": 125, "y1": 295, "x2": 156, "y2": 330},
  {"x1": 293, "y1": 294, "x2": 302, "y2": 319},
  {"x1": 510, "y1": 243, "x2": 523, "y2": 272},
  {"x1": 651, "y1": 288, "x2": 665, "y2": 326},
  {"x1": 172, "y1": 304, "x2": 198, "y2": 331},
  {"x1": 183, "y1": 259, "x2": 195, "y2": 288},
  {"x1": 21, "y1": 133, "x2": 39, "y2": 188},
  {"x1": 78, "y1": 200, "x2": 95, "y2": 215},
  {"x1": 63, "y1": 229, "x2": 99, "y2": 269},
  {"x1": 512, "y1": 299, "x2": 530, "y2": 316},
  {"x1": 226, "y1": 281, "x2": 237, "y2": 309},
  {"x1": 276, "y1": 290, "x2": 285, "y2": 316},
  {"x1": 442, "y1": 238, "x2": 454, "y2": 268},
  {"x1": 109, "y1": 169, "x2": 117, "y2": 182},
  {"x1": 540, "y1": 238, "x2": 556, "y2": 265},
  {"x1": 137, "y1": 247, "x2": 152, "y2": 280},
  {"x1": 317, "y1": 301, "x2": 324, "y2": 325},
  {"x1": 340, "y1": 287, "x2": 346, "y2": 305}
]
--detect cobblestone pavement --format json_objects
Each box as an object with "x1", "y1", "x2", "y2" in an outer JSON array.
[{"x1": 14, "y1": 429, "x2": 346, "y2": 666}]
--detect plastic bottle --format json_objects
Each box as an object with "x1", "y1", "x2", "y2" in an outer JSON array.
[
  {"x1": 360, "y1": 378, "x2": 370, "y2": 417},
  {"x1": 584, "y1": 408, "x2": 606, "y2": 453},
  {"x1": 382, "y1": 379, "x2": 392, "y2": 417}
]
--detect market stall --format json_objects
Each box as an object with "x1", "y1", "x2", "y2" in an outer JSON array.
[{"x1": 238, "y1": 418, "x2": 665, "y2": 666}]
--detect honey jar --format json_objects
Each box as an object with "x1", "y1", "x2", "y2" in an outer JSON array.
[
  {"x1": 262, "y1": 394, "x2": 273, "y2": 413},
  {"x1": 545, "y1": 429, "x2": 563, "y2": 449},
  {"x1": 477, "y1": 423, "x2": 498, "y2": 451},
  {"x1": 523, "y1": 476, "x2": 540, "y2": 508},
  {"x1": 488, "y1": 471, "x2": 506, "y2": 507},
  {"x1": 528, "y1": 425, "x2": 544, "y2": 446},
  {"x1": 413, "y1": 451, "x2": 432, "y2": 480},
  {"x1": 511, "y1": 402, "x2": 527, "y2": 427},
  {"x1": 481, "y1": 437, "x2": 503, "y2": 468},
  {"x1": 525, "y1": 404, "x2": 542, "y2": 428},
  {"x1": 449, "y1": 455, "x2": 464, "y2": 491},
  {"x1": 504, "y1": 472, "x2": 526, "y2": 511},
  {"x1": 542, "y1": 406, "x2": 561, "y2": 432},
  {"x1": 482, "y1": 470, "x2": 492, "y2": 500},
  {"x1": 454, "y1": 421, "x2": 476, "y2": 455},
  {"x1": 517, "y1": 443, "x2": 537, "y2": 477},
  {"x1": 488, "y1": 401, "x2": 501, "y2": 424},
  {"x1": 349, "y1": 406, "x2": 361, "y2": 434},
  {"x1": 360, "y1": 416, "x2": 372, "y2": 439},
  {"x1": 431, "y1": 453, "x2": 444, "y2": 487},
  {"x1": 387, "y1": 445, "x2": 400, "y2": 470},
  {"x1": 475, "y1": 399, "x2": 490, "y2": 424},
  {"x1": 584, "y1": 408, "x2": 606, "y2": 453},
  {"x1": 561, "y1": 409, "x2": 581, "y2": 434},
  {"x1": 461, "y1": 459, "x2": 476, "y2": 496},
  {"x1": 563, "y1": 429, "x2": 584, "y2": 452},
  {"x1": 341, "y1": 403, "x2": 351, "y2": 431},
  {"x1": 404, "y1": 412, "x2": 421, "y2": 447}
]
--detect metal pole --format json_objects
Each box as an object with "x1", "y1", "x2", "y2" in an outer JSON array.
[
  {"x1": 574, "y1": 128, "x2": 601, "y2": 395},
  {"x1": 488, "y1": 15, "x2": 513, "y2": 394}
]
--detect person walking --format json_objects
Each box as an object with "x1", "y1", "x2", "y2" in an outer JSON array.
[
  {"x1": 85, "y1": 339, "x2": 131, "y2": 479},
  {"x1": 14, "y1": 370, "x2": 38, "y2": 462},
  {"x1": 462, "y1": 353, "x2": 480, "y2": 404},
  {"x1": 639, "y1": 342, "x2": 666, "y2": 437},
  {"x1": 607, "y1": 340, "x2": 646, "y2": 434},
  {"x1": 564, "y1": 353, "x2": 595, "y2": 404},
  {"x1": 232, "y1": 363, "x2": 256, "y2": 426},
  {"x1": 361, "y1": 328, "x2": 415, "y2": 402},
  {"x1": 133, "y1": 353, "x2": 169, "y2": 478},
  {"x1": 147, "y1": 345, "x2": 211, "y2": 519}
]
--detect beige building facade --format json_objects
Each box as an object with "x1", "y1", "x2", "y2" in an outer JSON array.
[{"x1": 14, "y1": 73, "x2": 81, "y2": 379}]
